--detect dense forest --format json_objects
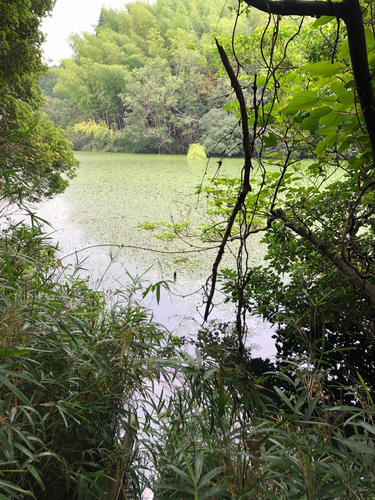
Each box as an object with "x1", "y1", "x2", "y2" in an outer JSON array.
[
  {"x1": 40, "y1": 0, "x2": 344, "y2": 157},
  {"x1": 2, "y1": 0, "x2": 375, "y2": 498},
  {"x1": 40, "y1": 0, "x2": 267, "y2": 154}
]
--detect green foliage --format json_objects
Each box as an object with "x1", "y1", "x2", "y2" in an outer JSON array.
[
  {"x1": 0, "y1": 0, "x2": 54, "y2": 110},
  {"x1": 195, "y1": 11, "x2": 375, "y2": 393},
  {"x1": 200, "y1": 108, "x2": 243, "y2": 157},
  {"x1": 303, "y1": 19, "x2": 345, "y2": 63},
  {"x1": 50, "y1": 0, "x2": 267, "y2": 154},
  {"x1": 140, "y1": 331, "x2": 375, "y2": 500},
  {"x1": 120, "y1": 56, "x2": 205, "y2": 153},
  {"x1": 2, "y1": 114, "x2": 78, "y2": 202},
  {"x1": 0, "y1": 0, "x2": 79, "y2": 201},
  {"x1": 137, "y1": 9, "x2": 375, "y2": 497},
  {"x1": 4, "y1": 5, "x2": 375, "y2": 499},
  {"x1": 41, "y1": 96, "x2": 86, "y2": 130},
  {"x1": 222, "y1": 263, "x2": 375, "y2": 399},
  {"x1": 142, "y1": 346, "x2": 265, "y2": 499},
  {"x1": 73, "y1": 120, "x2": 113, "y2": 151},
  {"x1": 0, "y1": 215, "x2": 176, "y2": 499},
  {"x1": 251, "y1": 378, "x2": 375, "y2": 499},
  {"x1": 195, "y1": 174, "x2": 270, "y2": 240},
  {"x1": 40, "y1": 70, "x2": 59, "y2": 97},
  {"x1": 0, "y1": 125, "x2": 176, "y2": 498},
  {"x1": 187, "y1": 143, "x2": 207, "y2": 160}
]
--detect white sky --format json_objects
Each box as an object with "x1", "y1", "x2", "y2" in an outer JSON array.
[{"x1": 41, "y1": 0, "x2": 123, "y2": 65}]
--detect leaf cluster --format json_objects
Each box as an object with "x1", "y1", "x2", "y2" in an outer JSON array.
[
  {"x1": 0, "y1": 211, "x2": 176, "y2": 499},
  {"x1": 1, "y1": 0, "x2": 79, "y2": 201}
]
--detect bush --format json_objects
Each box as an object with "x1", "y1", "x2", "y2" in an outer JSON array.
[
  {"x1": 187, "y1": 143, "x2": 207, "y2": 160},
  {"x1": 0, "y1": 219, "x2": 174, "y2": 499}
]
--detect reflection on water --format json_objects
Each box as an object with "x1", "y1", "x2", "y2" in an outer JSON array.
[{"x1": 37, "y1": 152, "x2": 276, "y2": 358}]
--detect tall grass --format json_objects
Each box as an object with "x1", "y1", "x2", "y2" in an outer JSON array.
[
  {"x1": 140, "y1": 334, "x2": 375, "y2": 500},
  {"x1": 0, "y1": 217, "x2": 176, "y2": 499},
  {"x1": 3, "y1": 221, "x2": 372, "y2": 499}
]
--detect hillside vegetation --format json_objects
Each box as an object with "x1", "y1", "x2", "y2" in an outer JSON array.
[{"x1": 41, "y1": 0, "x2": 266, "y2": 154}]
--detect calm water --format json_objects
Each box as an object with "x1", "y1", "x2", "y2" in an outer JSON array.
[{"x1": 36, "y1": 152, "x2": 276, "y2": 358}]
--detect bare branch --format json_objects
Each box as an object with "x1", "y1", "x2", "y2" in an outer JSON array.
[
  {"x1": 203, "y1": 41, "x2": 254, "y2": 321},
  {"x1": 279, "y1": 214, "x2": 375, "y2": 303}
]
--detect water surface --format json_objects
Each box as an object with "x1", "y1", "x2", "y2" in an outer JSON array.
[{"x1": 37, "y1": 152, "x2": 276, "y2": 357}]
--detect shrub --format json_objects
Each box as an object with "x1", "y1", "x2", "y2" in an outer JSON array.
[{"x1": 187, "y1": 143, "x2": 207, "y2": 160}]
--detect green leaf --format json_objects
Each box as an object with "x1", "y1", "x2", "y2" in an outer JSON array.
[
  {"x1": 316, "y1": 140, "x2": 327, "y2": 158},
  {"x1": 300, "y1": 116, "x2": 319, "y2": 133},
  {"x1": 0, "y1": 494, "x2": 15, "y2": 500},
  {"x1": 338, "y1": 437, "x2": 375, "y2": 455},
  {"x1": 0, "y1": 479, "x2": 35, "y2": 497},
  {"x1": 304, "y1": 61, "x2": 343, "y2": 78},
  {"x1": 357, "y1": 420, "x2": 375, "y2": 436},
  {"x1": 0, "y1": 374, "x2": 31, "y2": 406},
  {"x1": 194, "y1": 451, "x2": 203, "y2": 483},
  {"x1": 273, "y1": 386, "x2": 295, "y2": 412},
  {"x1": 203, "y1": 368, "x2": 217, "y2": 380},
  {"x1": 263, "y1": 133, "x2": 278, "y2": 148},
  {"x1": 283, "y1": 90, "x2": 320, "y2": 116},
  {"x1": 156, "y1": 482, "x2": 195, "y2": 494},
  {"x1": 166, "y1": 464, "x2": 193, "y2": 485},
  {"x1": 320, "y1": 111, "x2": 345, "y2": 127},
  {"x1": 200, "y1": 484, "x2": 232, "y2": 499},
  {"x1": 177, "y1": 441, "x2": 196, "y2": 484},
  {"x1": 197, "y1": 466, "x2": 225, "y2": 489},
  {"x1": 357, "y1": 371, "x2": 374, "y2": 405},
  {"x1": 0, "y1": 430, "x2": 11, "y2": 450},
  {"x1": 14, "y1": 443, "x2": 35, "y2": 460},
  {"x1": 303, "y1": 393, "x2": 320, "y2": 422},
  {"x1": 311, "y1": 16, "x2": 335, "y2": 27},
  {"x1": 331, "y1": 82, "x2": 354, "y2": 105},
  {"x1": 295, "y1": 388, "x2": 310, "y2": 412},
  {"x1": 311, "y1": 106, "x2": 333, "y2": 118},
  {"x1": 0, "y1": 347, "x2": 30, "y2": 357},
  {"x1": 345, "y1": 79, "x2": 355, "y2": 89},
  {"x1": 266, "y1": 489, "x2": 280, "y2": 500}
]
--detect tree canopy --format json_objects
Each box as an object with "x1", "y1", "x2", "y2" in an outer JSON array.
[
  {"x1": 44, "y1": 0, "x2": 267, "y2": 154},
  {"x1": 0, "y1": 0, "x2": 78, "y2": 202}
]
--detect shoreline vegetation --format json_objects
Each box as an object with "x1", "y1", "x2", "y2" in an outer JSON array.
[{"x1": 2, "y1": 0, "x2": 375, "y2": 498}]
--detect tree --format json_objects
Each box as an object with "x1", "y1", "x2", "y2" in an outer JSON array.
[
  {"x1": 238, "y1": 0, "x2": 375, "y2": 300},
  {"x1": 51, "y1": 0, "x2": 267, "y2": 153},
  {"x1": 121, "y1": 56, "x2": 205, "y2": 153},
  {"x1": 200, "y1": 0, "x2": 375, "y2": 391},
  {"x1": 200, "y1": 108, "x2": 243, "y2": 156},
  {"x1": 0, "y1": 0, "x2": 78, "y2": 202}
]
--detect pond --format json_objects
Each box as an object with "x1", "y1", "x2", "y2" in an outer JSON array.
[{"x1": 36, "y1": 152, "x2": 276, "y2": 358}]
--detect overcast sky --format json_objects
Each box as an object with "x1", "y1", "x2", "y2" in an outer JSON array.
[{"x1": 41, "y1": 0, "x2": 123, "y2": 65}]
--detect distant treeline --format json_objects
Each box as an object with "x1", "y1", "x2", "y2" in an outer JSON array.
[{"x1": 40, "y1": 0, "x2": 267, "y2": 155}]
